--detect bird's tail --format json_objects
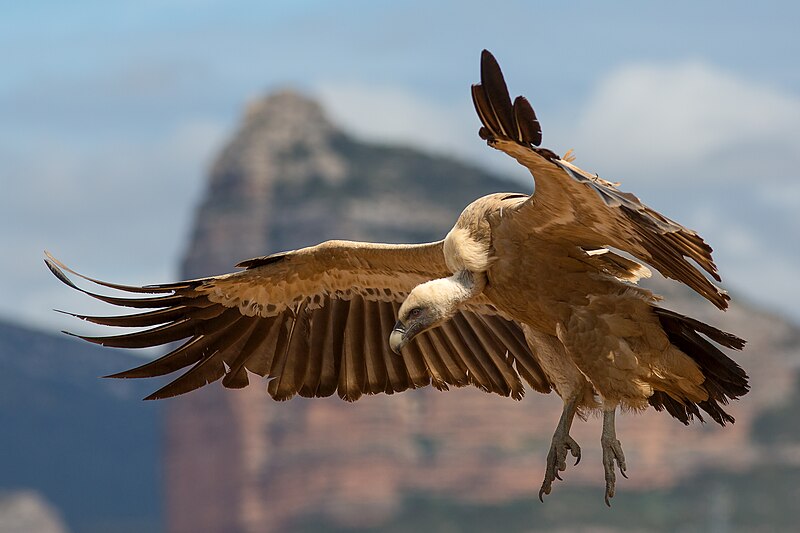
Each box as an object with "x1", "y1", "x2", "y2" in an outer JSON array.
[{"x1": 648, "y1": 307, "x2": 749, "y2": 426}]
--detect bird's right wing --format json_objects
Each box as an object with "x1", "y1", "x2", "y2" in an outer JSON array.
[
  {"x1": 46, "y1": 241, "x2": 549, "y2": 402},
  {"x1": 472, "y1": 50, "x2": 729, "y2": 309}
]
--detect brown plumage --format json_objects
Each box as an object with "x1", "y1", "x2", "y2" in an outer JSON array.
[{"x1": 47, "y1": 50, "x2": 747, "y2": 505}]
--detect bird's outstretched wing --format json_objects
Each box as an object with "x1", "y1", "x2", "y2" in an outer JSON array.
[
  {"x1": 46, "y1": 242, "x2": 549, "y2": 401},
  {"x1": 472, "y1": 50, "x2": 728, "y2": 310}
]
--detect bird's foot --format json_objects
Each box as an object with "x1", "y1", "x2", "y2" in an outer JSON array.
[
  {"x1": 538, "y1": 430, "x2": 581, "y2": 502},
  {"x1": 601, "y1": 435, "x2": 627, "y2": 507}
]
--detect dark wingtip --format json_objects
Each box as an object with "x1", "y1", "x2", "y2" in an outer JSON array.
[
  {"x1": 513, "y1": 95, "x2": 543, "y2": 146},
  {"x1": 104, "y1": 370, "x2": 133, "y2": 379},
  {"x1": 480, "y1": 49, "x2": 499, "y2": 69},
  {"x1": 235, "y1": 252, "x2": 289, "y2": 269},
  {"x1": 475, "y1": 49, "x2": 545, "y2": 148},
  {"x1": 45, "y1": 257, "x2": 80, "y2": 291},
  {"x1": 143, "y1": 385, "x2": 176, "y2": 401},
  {"x1": 479, "y1": 49, "x2": 515, "y2": 138}
]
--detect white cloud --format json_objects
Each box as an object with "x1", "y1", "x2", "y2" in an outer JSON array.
[
  {"x1": 313, "y1": 82, "x2": 471, "y2": 152},
  {"x1": 312, "y1": 81, "x2": 524, "y2": 178},
  {"x1": 572, "y1": 61, "x2": 800, "y2": 181}
]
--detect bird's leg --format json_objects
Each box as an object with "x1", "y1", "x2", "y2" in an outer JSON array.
[
  {"x1": 539, "y1": 396, "x2": 581, "y2": 501},
  {"x1": 601, "y1": 406, "x2": 627, "y2": 507}
]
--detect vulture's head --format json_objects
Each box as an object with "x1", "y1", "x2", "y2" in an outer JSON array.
[{"x1": 389, "y1": 273, "x2": 482, "y2": 354}]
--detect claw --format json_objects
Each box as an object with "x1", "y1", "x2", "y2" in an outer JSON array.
[
  {"x1": 601, "y1": 408, "x2": 627, "y2": 506},
  {"x1": 539, "y1": 398, "x2": 582, "y2": 502},
  {"x1": 602, "y1": 438, "x2": 627, "y2": 506},
  {"x1": 571, "y1": 443, "x2": 582, "y2": 466},
  {"x1": 539, "y1": 432, "x2": 581, "y2": 501}
]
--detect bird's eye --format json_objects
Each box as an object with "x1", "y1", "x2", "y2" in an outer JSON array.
[{"x1": 409, "y1": 307, "x2": 423, "y2": 319}]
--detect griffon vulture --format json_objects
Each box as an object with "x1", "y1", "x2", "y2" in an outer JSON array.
[{"x1": 46, "y1": 50, "x2": 748, "y2": 505}]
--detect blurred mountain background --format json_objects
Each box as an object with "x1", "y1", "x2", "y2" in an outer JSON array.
[
  {"x1": 3, "y1": 90, "x2": 800, "y2": 532},
  {"x1": 3, "y1": 2, "x2": 799, "y2": 532}
]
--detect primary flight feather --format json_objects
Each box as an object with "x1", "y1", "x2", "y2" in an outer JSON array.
[{"x1": 47, "y1": 50, "x2": 748, "y2": 505}]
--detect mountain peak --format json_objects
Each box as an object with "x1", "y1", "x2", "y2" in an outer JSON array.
[
  {"x1": 207, "y1": 88, "x2": 348, "y2": 197},
  {"x1": 242, "y1": 89, "x2": 334, "y2": 133}
]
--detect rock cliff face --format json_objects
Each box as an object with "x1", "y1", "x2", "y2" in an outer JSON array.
[{"x1": 167, "y1": 91, "x2": 800, "y2": 533}]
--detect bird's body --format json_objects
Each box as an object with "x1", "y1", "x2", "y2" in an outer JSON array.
[{"x1": 47, "y1": 50, "x2": 748, "y2": 504}]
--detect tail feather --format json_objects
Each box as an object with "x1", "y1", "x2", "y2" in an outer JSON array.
[{"x1": 650, "y1": 307, "x2": 749, "y2": 426}]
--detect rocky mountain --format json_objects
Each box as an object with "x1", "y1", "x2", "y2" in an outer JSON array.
[
  {"x1": 0, "y1": 320, "x2": 162, "y2": 533},
  {"x1": 166, "y1": 91, "x2": 800, "y2": 532}
]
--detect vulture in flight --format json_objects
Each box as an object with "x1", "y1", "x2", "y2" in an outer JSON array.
[{"x1": 46, "y1": 50, "x2": 748, "y2": 505}]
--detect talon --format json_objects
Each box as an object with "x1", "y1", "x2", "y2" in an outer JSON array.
[
  {"x1": 539, "y1": 398, "x2": 582, "y2": 501},
  {"x1": 601, "y1": 409, "x2": 627, "y2": 505},
  {"x1": 569, "y1": 441, "x2": 581, "y2": 465}
]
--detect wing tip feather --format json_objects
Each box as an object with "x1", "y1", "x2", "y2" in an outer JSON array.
[{"x1": 474, "y1": 50, "x2": 544, "y2": 149}]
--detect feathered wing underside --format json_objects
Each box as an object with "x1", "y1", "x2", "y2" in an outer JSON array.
[
  {"x1": 472, "y1": 49, "x2": 729, "y2": 310},
  {"x1": 46, "y1": 245, "x2": 550, "y2": 402}
]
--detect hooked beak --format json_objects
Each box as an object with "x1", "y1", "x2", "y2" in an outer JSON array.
[{"x1": 389, "y1": 321, "x2": 407, "y2": 354}]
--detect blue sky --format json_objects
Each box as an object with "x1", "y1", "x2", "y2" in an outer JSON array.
[{"x1": 2, "y1": 1, "x2": 799, "y2": 331}]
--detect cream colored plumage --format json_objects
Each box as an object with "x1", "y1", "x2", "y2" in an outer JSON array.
[{"x1": 46, "y1": 50, "x2": 748, "y2": 505}]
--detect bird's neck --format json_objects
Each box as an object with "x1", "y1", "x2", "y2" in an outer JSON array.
[
  {"x1": 453, "y1": 269, "x2": 486, "y2": 298},
  {"x1": 432, "y1": 270, "x2": 486, "y2": 316}
]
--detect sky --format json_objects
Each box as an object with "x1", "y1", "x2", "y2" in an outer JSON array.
[{"x1": 2, "y1": 0, "x2": 799, "y2": 333}]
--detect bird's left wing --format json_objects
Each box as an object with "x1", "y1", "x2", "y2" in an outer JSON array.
[
  {"x1": 46, "y1": 242, "x2": 549, "y2": 402},
  {"x1": 472, "y1": 50, "x2": 728, "y2": 310}
]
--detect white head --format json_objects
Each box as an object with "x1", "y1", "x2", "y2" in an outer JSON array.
[{"x1": 389, "y1": 270, "x2": 485, "y2": 354}]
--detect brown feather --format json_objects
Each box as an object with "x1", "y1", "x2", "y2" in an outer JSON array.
[
  {"x1": 479, "y1": 49, "x2": 516, "y2": 138},
  {"x1": 438, "y1": 320, "x2": 493, "y2": 393},
  {"x1": 236, "y1": 311, "x2": 288, "y2": 377},
  {"x1": 362, "y1": 299, "x2": 389, "y2": 395},
  {"x1": 70, "y1": 306, "x2": 241, "y2": 349},
  {"x1": 45, "y1": 254, "x2": 182, "y2": 294},
  {"x1": 415, "y1": 332, "x2": 450, "y2": 391},
  {"x1": 143, "y1": 314, "x2": 255, "y2": 400},
  {"x1": 268, "y1": 304, "x2": 310, "y2": 401},
  {"x1": 222, "y1": 317, "x2": 277, "y2": 388},
  {"x1": 471, "y1": 84, "x2": 503, "y2": 138},
  {"x1": 339, "y1": 296, "x2": 367, "y2": 401},
  {"x1": 462, "y1": 312, "x2": 525, "y2": 399},
  {"x1": 58, "y1": 302, "x2": 215, "y2": 328},
  {"x1": 481, "y1": 315, "x2": 550, "y2": 393},
  {"x1": 379, "y1": 301, "x2": 410, "y2": 393},
  {"x1": 513, "y1": 96, "x2": 542, "y2": 146},
  {"x1": 298, "y1": 298, "x2": 332, "y2": 397},
  {"x1": 427, "y1": 327, "x2": 469, "y2": 386},
  {"x1": 450, "y1": 313, "x2": 508, "y2": 395},
  {"x1": 402, "y1": 340, "x2": 433, "y2": 390},
  {"x1": 107, "y1": 326, "x2": 230, "y2": 379},
  {"x1": 264, "y1": 321, "x2": 292, "y2": 398},
  {"x1": 319, "y1": 299, "x2": 349, "y2": 398}
]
